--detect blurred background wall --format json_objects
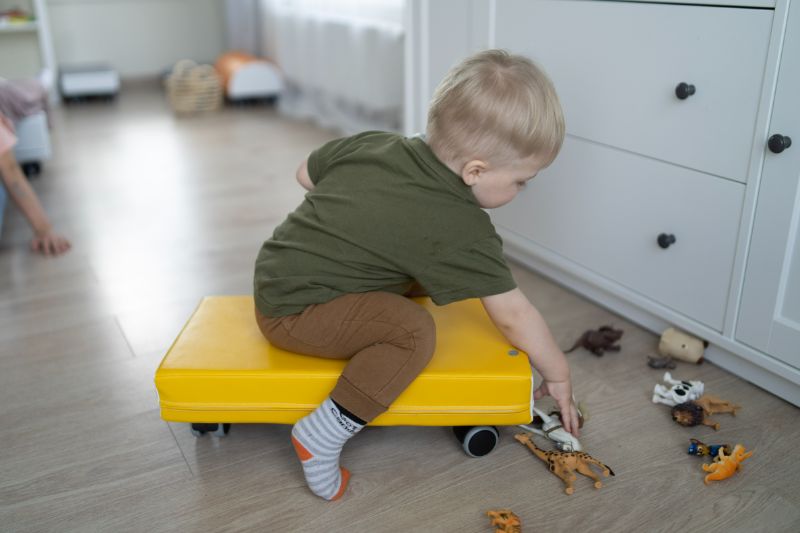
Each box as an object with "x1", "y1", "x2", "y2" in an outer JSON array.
[
  {"x1": 47, "y1": 0, "x2": 226, "y2": 77},
  {"x1": 1, "y1": 0, "x2": 406, "y2": 132}
]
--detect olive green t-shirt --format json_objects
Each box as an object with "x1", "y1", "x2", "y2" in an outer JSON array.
[{"x1": 253, "y1": 131, "x2": 516, "y2": 317}]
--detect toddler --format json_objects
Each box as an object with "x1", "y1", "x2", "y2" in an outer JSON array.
[
  {"x1": 253, "y1": 49, "x2": 577, "y2": 501},
  {"x1": 0, "y1": 111, "x2": 70, "y2": 255}
]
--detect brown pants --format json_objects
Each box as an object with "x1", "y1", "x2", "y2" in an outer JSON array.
[{"x1": 255, "y1": 292, "x2": 436, "y2": 423}]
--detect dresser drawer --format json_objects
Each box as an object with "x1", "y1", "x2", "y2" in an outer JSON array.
[
  {"x1": 495, "y1": 0, "x2": 772, "y2": 182},
  {"x1": 492, "y1": 137, "x2": 744, "y2": 331}
]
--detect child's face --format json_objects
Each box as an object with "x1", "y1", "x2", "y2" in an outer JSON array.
[{"x1": 463, "y1": 154, "x2": 543, "y2": 209}]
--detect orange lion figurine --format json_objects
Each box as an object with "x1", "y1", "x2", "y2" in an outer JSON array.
[{"x1": 702, "y1": 444, "x2": 753, "y2": 484}]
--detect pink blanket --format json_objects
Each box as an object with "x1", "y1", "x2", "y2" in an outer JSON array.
[{"x1": 0, "y1": 78, "x2": 48, "y2": 123}]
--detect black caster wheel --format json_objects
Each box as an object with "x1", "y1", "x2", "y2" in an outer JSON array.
[
  {"x1": 190, "y1": 423, "x2": 231, "y2": 437},
  {"x1": 452, "y1": 426, "x2": 499, "y2": 457},
  {"x1": 21, "y1": 162, "x2": 41, "y2": 177}
]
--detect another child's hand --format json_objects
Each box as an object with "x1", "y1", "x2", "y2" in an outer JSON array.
[
  {"x1": 31, "y1": 230, "x2": 71, "y2": 256},
  {"x1": 534, "y1": 379, "x2": 580, "y2": 437}
]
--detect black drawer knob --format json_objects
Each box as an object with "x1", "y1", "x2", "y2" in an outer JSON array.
[
  {"x1": 675, "y1": 82, "x2": 696, "y2": 100},
  {"x1": 657, "y1": 233, "x2": 676, "y2": 249},
  {"x1": 768, "y1": 134, "x2": 792, "y2": 154}
]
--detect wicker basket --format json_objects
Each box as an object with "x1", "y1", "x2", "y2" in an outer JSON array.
[{"x1": 165, "y1": 60, "x2": 222, "y2": 114}]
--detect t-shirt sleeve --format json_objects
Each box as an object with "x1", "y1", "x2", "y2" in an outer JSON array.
[
  {"x1": 417, "y1": 235, "x2": 517, "y2": 305},
  {"x1": 307, "y1": 131, "x2": 379, "y2": 185}
]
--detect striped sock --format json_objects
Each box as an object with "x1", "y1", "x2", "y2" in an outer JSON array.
[{"x1": 291, "y1": 397, "x2": 364, "y2": 500}]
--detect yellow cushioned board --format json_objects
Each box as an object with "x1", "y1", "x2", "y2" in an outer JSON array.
[{"x1": 155, "y1": 296, "x2": 533, "y2": 426}]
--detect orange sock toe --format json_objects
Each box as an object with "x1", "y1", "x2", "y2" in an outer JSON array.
[{"x1": 291, "y1": 399, "x2": 363, "y2": 501}]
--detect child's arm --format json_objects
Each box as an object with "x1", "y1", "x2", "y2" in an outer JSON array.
[
  {"x1": 0, "y1": 149, "x2": 71, "y2": 256},
  {"x1": 481, "y1": 288, "x2": 579, "y2": 436},
  {"x1": 296, "y1": 158, "x2": 314, "y2": 191}
]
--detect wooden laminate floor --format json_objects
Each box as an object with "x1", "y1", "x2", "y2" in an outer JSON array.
[{"x1": 1, "y1": 83, "x2": 798, "y2": 532}]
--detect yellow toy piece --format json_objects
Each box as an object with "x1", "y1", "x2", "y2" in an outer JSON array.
[
  {"x1": 702, "y1": 444, "x2": 753, "y2": 484},
  {"x1": 155, "y1": 296, "x2": 533, "y2": 429}
]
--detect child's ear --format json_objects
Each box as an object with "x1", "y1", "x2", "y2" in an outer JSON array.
[{"x1": 461, "y1": 160, "x2": 488, "y2": 186}]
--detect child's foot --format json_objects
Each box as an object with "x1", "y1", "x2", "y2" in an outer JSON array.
[{"x1": 291, "y1": 397, "x2": 364, "y2": 500}]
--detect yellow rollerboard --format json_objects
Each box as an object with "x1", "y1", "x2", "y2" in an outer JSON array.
[{"x1": 155, "y1": 296, "x2": 533, "y2": 456}]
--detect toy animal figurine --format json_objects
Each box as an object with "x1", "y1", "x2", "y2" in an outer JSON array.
[
  {"x1": 702, "y1": 444, "x2": 753, "y2": 484},
  {"x1": 514, "y1": 432, "x2": 614, "y2": 495},
  {"x1": 647, "y1": 354, "x2": 676, "y2": 369},
  {"x1": 659, "y1": 327, "x2": 705, "y2": 364},
  {"x1": 671, "y1": 393, "x2": 741, "y2": 430},
  {"x1": 652, "y1": 372, "x2": 704, "y2": 406},
  {"x1": 518, "y1": 406, "x2": 583, "y2": 452},
  {"x1": 671, "y1": 401, "x2": 721, "y2": 430},
  {"x1": 486, "y1": 510, "x2": 521, "y2": 533},
  {"x1": 695, "y1": 394, "x2": 740, "y2": 417},
  {"x1": 688, "y1": 438, "x2": 731, "y2": 457},
  {"x1": 547, "y1": 401, "x2": 588, "y2": 429},
  {"x1": 564, "y1": 325, "x2": 623, "y2": 356}
]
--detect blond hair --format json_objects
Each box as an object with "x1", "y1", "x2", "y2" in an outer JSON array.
[{"x1": 426, "y1": 49, "x2": 565, "y2": 169}]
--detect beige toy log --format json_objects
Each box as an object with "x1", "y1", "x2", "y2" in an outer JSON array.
[{"x1": 658, "y1": 327, "x2": 705, "y2": 364}]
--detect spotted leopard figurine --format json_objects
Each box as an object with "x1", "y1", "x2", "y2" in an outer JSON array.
[{"x1": 514, "y1": 432, "x2": 615, "y2": 495}]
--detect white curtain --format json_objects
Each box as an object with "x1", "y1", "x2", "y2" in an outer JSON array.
[
  {"x1": 226, "y1": 0, "x2": 405, "y2": 134},
  {"x1": 224, "y1": 0, "x2": 262, "y2": 55}
]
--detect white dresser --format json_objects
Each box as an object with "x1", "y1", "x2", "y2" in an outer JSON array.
[{"x1": 405, "y1": 0, "x2": 800, "y2": 406}]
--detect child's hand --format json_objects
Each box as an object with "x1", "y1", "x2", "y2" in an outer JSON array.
[
  {"x1": 534, "y1": 379, "x2": 580, "y2": 437},
  {"x1": 31, "y1": 230, "x2": 71, "y2": 256},
  {"x1": 480, "y1": 289, "x2": 579, "y2": 436}
]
